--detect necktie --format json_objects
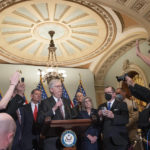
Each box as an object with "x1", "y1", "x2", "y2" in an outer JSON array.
[
  {"x1": 59, "y1": 99, "x2": 65, "y2": 119},
  {"x1": 107, "y1": 102, "x2": 111, "y2": 110},
  {"x1": 33, "y1": 104, "x2": 38, "y2": 121}
]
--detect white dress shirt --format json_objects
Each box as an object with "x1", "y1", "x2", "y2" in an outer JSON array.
[{"x1": 53, "y1": 96, "x2": 65, "y2": 118}]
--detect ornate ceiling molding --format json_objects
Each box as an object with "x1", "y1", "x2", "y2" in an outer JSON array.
[
  {"x1": 1, "y1": 0, "x2": 150, "y2": 68},
  {"x1": 0, "y1": 0, "x2": 27, "y2": 12},
  {"x1": 0, "y1": 0, "x2": 116, "y2": 66},
  {"x1": 94, "y1": 35, "x2": 147, "y2": 86},
  {"x1": 121, "y1": 59, "x2": 148, "y2": 87}
]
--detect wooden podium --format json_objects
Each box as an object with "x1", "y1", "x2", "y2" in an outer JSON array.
[
  {"x1": 50, "y1": 119, "x2": 92, "y2": 128},
  {"x1": 49, "y1": 119, "x2": 92, "y2": 150}
]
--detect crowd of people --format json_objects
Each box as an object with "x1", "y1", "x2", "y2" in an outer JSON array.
[{"x1": 0, "y1": 40, "x2": 150, "y2": 150}]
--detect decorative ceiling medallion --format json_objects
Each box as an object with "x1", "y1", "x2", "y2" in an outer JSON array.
[
  {"x1": 33, "y1": 22, "x2": 70, "y2": 41},
  {"x1": 0, "y1": 0, "x2": 116, "y2": 66}
]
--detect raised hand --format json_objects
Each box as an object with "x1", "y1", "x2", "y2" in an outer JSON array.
[
  {"x1": 10, "y1": 71, "x2": 20, "y2": 86},
  {"x1": 136, "y1": 40, "x2": 141, "y2": 57},
  {"x1": 52, "y1": 98, "x2": 63, "y2": 112},
  {"x1": 125, "y1": 76, "x2": 135, "y2": 87}
]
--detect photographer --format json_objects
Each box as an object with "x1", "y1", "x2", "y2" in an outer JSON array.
[
  {"x1": 5, "y1": 78, "x2": 25, "y2": 120},
  {"x1": 116, "y1": 74, "x2": 150, "y2": 103},
  {"x1": 0, "y1": 71, "x2": 20, "y2": 111},
  {"x1": 125, "y1": 75, "x2": 150, "y2": 103},
  {"x1": 116, "y1": 74, "x2": 150, "y2": 149},
  {"x1": 9, "y1": 78, "x2": 26, "y2": 150}
]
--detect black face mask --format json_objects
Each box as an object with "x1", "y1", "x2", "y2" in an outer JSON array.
[{"x1": 105, "y1": 93, "x2": 112, "y2": 101}]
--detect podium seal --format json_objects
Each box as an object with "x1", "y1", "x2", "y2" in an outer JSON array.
[{"x1": 61, "y1": 130, "x2": 77, "y2": 147}]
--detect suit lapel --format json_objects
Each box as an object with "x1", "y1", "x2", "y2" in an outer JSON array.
[
  {"x1": 111, "y1": 100, "x2": 118, "y2": 110},
  {"x1": 103, "y1": 103, "x2": 107, "y2": 109},
  {"x1": 28, "y1": 103, "x2": 34, "y2": 120},
  {"x1": 49, "y1": 96, "x2": 56, "y2": 106}
]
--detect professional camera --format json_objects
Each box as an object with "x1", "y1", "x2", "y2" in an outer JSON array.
[{"x1": 116, "y1": 73, "x2": 128, "y2": 82}]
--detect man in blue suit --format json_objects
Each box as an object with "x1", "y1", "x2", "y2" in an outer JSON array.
[
  {"x1": 20, "y1": 89, "x2": 41, "y2": 150},
  {"x1": 98, "y1": 86, "x2": 129, "y2": 150}
]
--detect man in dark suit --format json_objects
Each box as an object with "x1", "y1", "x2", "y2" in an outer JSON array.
[
  {"x1": 38, "y1": 79, "x2": 75, "y2": 150},
  {"x1": 98, "y1": 86, "x2": 129, "y2": 150},
  {"x1": 20, "y1": 88, "x2": 41, "y2": 150}
]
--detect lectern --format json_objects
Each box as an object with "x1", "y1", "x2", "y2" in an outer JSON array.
[
  {"x1": 42, "y1": 119, "x2": 92, "y2": 150},
  {"x1": 50, "y1": 119, "x2": 92, "y2": 128}
]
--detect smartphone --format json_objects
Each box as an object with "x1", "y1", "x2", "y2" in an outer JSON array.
[{"x1": 21, "y1": 77, "x2": 24, "y2": 82}]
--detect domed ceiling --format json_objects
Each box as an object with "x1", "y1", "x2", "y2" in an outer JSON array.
[
  {"x1": 0, "y1": 0, "x2": 150, "y2": 68},
  {"x1": 0, "y1": 0, "x2": 116, "y2": 66}
]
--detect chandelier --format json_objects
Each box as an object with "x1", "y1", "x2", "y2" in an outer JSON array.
[{"x1": 42, "y1": 30, "x2": 66, "y2": 84}]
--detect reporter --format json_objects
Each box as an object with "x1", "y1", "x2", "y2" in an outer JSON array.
[{"x1": 0, "y1": 72, "x2": 20, "y2": 110}]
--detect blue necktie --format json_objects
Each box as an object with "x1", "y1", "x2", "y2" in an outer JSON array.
[{"x1": 107, "y1": 102, "x2": 111, "y2": 110}]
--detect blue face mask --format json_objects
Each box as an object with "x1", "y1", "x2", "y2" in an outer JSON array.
[{"x1": 116, "y1": 94, "x2": 124, "y2": 101}]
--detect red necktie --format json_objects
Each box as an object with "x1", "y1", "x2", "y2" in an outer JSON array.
[{"x1": 33, "y1": 104, "x2": 38, "y2": 121}]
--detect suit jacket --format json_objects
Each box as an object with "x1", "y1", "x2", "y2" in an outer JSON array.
[
  {"x1": 129, "y1": 84, "x2": 150, "y2": 103},
  {"x1": 20, "y1": 103, "x2": 40, "y2": 150},
  {"x1": 138, "y1": 106, "x2": 150, "y2": 136},
  {"x1": 98, "y1": 100, "x2": 129, "y2": 146},
  {"x1": 38, "y1": 96, "x2": 75, "y2": 137}
]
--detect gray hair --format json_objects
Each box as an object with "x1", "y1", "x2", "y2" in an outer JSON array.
[
  {"x1": 48, "y1": 79, "x2": 61, "y2": 89},
  {"x1": 82, "y1": 96, "x2": 93, "y2": 110}
]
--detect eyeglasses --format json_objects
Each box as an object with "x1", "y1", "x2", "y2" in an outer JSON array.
[{"x1": 53, "y1": 85, "x2": 62, "y2": 89}]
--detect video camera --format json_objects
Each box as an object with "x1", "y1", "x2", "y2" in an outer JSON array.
[{"x1": 116, "y1": 73, "x2": 128, "y2": 82}]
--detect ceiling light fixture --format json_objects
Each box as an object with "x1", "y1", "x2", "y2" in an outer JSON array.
[{"x1": 39, "y1": 30, "x2": 66, "y2": 84}]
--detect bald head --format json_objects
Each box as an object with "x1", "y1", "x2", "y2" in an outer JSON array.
[{"x1": 0, "y1": 113, "x2": 16, "y2": 149}]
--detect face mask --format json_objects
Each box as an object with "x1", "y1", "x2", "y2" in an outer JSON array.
[
  {"x1": 105, "y1": 93, "x2": 112, "y2": 101},
  {"x1": 116, "y1": 94, "x2": 124, "y2": 101}
]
